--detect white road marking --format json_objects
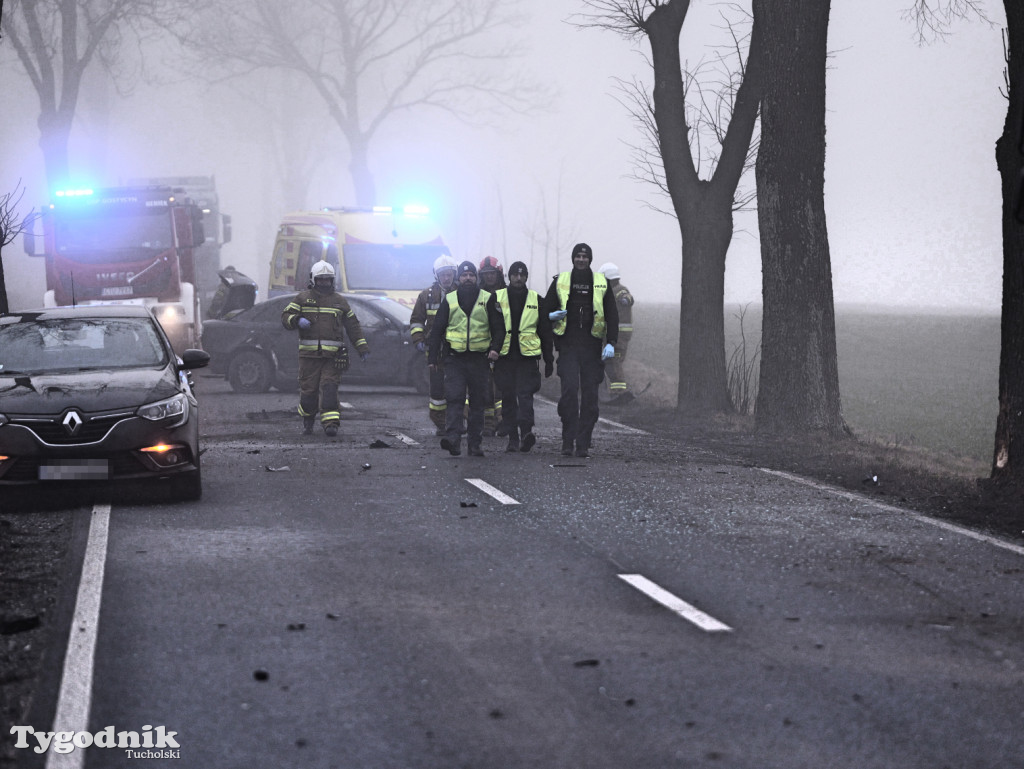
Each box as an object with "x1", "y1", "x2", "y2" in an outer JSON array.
[
  {"x1": 535, "y1": 396, "x2": 648, "y2": 435},
  {"x1": 339, "y1": 402, "x2": 354, "y2": 409},
  {"x1": 618, "y1": 574, "x2": 733, "y2": 633},
  {"x1": 465, "y1": 478, "x2": 520, "y2": 505},
  {"x1": 46, "y1": 504, "x2": 111, "y2": 769},
  {"x1": 760, "y1": 468, "x2": 1024, "y2": 558},
  {"x1": 386, "y1": 431, "x2": 420, "y2": 446}
]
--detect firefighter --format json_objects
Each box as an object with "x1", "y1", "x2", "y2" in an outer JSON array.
[
  {"x1": 411, "y1": 255, "x2": 459, "y2": 435},
  {"x1": 544, "y1": 243, "x2": 618, "y2": 458},
  {"x1": 281, "y1": 261, "x2": 370, "y2": 437},
  {"x1": 493, "y1": 261, "x2": 554, "y2": 452},
  {"x1": 596, "y1": 262, "x2": 635, "y2": 405},
  {"x1": 478, "y1": 256, "x2": 506, "y2": 435},
  {"x1": 427, "y1": 260, "x2": 505, "y2": 457}
]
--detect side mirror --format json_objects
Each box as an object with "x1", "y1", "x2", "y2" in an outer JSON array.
[{"x1": 179, "y1": 349, "x2": 210, "y2": 370}]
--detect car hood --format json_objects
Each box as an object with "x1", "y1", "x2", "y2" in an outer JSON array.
[{"x1": 0, "y1": 367, "x2": 181, "y2": 416}]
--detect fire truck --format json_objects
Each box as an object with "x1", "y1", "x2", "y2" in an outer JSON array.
[
  {"x1": 126, "y1": 175, "x2": 232, "y2": 314},
  {"x1": 267, "y1": 206, "x2": 450, "y2": 307},
  {"x1": 23, "y1": 185, "x2": 207, "y2": 354}
]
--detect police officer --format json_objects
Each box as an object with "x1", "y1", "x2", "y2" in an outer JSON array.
[
  {"x1": 411, "y1": 255, "x2": 458, "y2": 434},
  {"x1": 596, "y1": 262, "x2": 635, "y2": 405},
  {"x1": 281, "y1": 261, "x2": 370, "y2": 437},
  {"x1": 493, "y1": 261, "x2": 554, "y2": 452},
  {"x1": 427, "y1": 260, "x2": 505, "y2": 457},
  {"x1": 544, "y1": 243, "x2": 618, "y2": 458}
]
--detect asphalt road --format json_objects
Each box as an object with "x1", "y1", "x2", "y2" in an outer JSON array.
[{"x1": 18, "y1": 376, "x2": 1024, "y2": 768}]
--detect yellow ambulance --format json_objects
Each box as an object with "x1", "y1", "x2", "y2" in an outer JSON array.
[{"x1": 268, "y1": 206, "x2": 451, "y2": 308}]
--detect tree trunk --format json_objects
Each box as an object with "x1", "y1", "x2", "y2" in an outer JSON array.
[
  {"x1": 752, "y1": 0, "x2": 843, "y2": 435},
  {"x1": 38, "y1": 110, "x2": 73, "y2": 190},
  {"x1": 991, "y1": 0, "x2": 1024, "y2": 483},
  {"x1": 677, "y1": 193, "x2": 734, "y2": 411},
  {"x1": 349, "y1": 138, "x2": 377, "y2": 207},
  {"x1": 646, "y1": 0, "x2": 762, "y2": 413}
]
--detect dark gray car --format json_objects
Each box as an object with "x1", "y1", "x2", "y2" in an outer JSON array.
[
  {"x1": 202, "y1": 292, "x2": 429, "y2": 395},
  {"x1": 0, "y1": 305, "x2": 209, "y2": 500}
]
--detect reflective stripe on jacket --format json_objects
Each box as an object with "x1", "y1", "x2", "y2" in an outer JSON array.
[
  {"x1": 495, "y1": 288, "x2": 542, "y2": 357},
  {"x1": 552, "y1": 271, "x2": 608, "y2": 338},
  {"x1": 444, "y1": 290, "x2": 493, "y2": 352},
  {"x1": 282, "y1": 290, "x2": 367, "y2": 357}
]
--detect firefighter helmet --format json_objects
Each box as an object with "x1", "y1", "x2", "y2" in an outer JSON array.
[
  {"x1": 597, "y1": 262, "x2": 620, "y2": 280},
  {"x1": 433, "y1": 255, "x2": 458, "y2": 281},
  {"x1": 310, "y1": 261, "x2": 335, "y2": 279},
  {"x1": 478, "y1": 256, "x2": 502, "y2": 276}
]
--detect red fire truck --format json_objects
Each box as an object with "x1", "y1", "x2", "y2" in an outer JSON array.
[{"x1": 24, "y1": 185, "x2": 207, "y2": 354}]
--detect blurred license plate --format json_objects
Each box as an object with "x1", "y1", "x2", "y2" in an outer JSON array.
[{"x1": 39, "y1": 459, "x2": 109, "y2": 480}]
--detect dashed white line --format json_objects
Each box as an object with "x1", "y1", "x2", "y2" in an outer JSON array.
[
  {"x1": 46, "y1": 504, "x2": 111, "y2": 769},
  {"x1": 760, "y1": 468, "x2": 1024, "y2": 557},
  {"x1": 618, "y1": 574, "x2": 733, "y2": 633},
  {"x1": 464, "y1": 478, "x2": 520, "y2": 505}
]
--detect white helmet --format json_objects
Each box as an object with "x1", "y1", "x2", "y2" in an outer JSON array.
[
  {"x1": 433, "y1": 255, "x2": 457, "y2": 278},
  {"x1": 310, "y1": 260, "x2": 335, "y2": 279},
  {"x1": 597, "y1": 262, "x2": 620, "y2": 280}
]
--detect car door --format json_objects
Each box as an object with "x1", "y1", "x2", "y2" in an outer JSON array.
[{"x1": 345, "y1": 297, "x2": 405, "y2": 384}]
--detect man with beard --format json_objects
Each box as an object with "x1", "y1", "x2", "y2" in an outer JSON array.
[
  {"x1": 544, "y1": 243, "x2": 618, "y2": 458},
  {"x1": 493, "y1": 261, "x2": 554, "y2": 452},
  {"x1": 427, "y1": 260, "x2": 505, "y2": 457}
]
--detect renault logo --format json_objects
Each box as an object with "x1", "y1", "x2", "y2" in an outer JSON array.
[{"x1": 62, "y1": 410, "x2": 84, "y2": 437}]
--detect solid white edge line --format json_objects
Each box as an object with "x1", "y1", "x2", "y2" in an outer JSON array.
[
  {"x1": 760, "y1": 468, "x2": 1024, "y2": 557},
  {"x1": 618, "y1": 574, "x2": 733, "y2": 633},
  {"x1": 465, "y1": 478, "x2": 520, "y2": 505},
  {"x1": 46, "y1": 503, "x2": 111, "y2": 769},
  {"x1": 535, "y1": 395, "x2": 648, "y2": 435}
]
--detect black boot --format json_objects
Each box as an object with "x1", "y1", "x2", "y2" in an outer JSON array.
[
  {"x1": 506, "y1": 427, "x2": 520, "y2": 453},
  {"x1": 440, "y1": 436, "x2": 462, "y2": 456},
  {"x1": 302, "y1": 416, "x2": 315, "y2": 435},
  {"x1": 520, "y1": 431, "x2": 536, "y2": 453},
  {"x1": 561, "y1": 438, "x2": 574, "y2": 456}
]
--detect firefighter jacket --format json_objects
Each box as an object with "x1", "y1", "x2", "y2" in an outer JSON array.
[
  {"x1": 545, "y1": 269, "x2": 618, "y2": 345},
  {"x1": 410, "y1": 281, "x2": 455, "y2": 345},
  {"x1": 281, "y1": 289, "x2": 369, "y2": 359},
  {"x1": 494, "y1": 287, "x2": 553, "y2": 361},
  {"x1": 611, "y1": 281, "x2": 634, "y2": 349}
]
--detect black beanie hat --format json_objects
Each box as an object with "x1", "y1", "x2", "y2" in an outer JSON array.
[
  {"x1": 571, "y1": 243, "x2": 593, "y2": 263},
  {"x1": 508, "y1": 261, "x2": 528, "y2": 277},
  {"x1": 457, "y1": 260, "x2": 477, "y2": 277}
]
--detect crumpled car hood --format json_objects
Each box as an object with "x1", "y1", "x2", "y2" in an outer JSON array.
[{"x1": 0, "y1": 367, "x2": 180, "y2": 416}]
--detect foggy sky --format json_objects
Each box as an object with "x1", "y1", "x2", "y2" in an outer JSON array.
[{"x1": 0, "y1": 0, "x2": 1008, "y2": 312}]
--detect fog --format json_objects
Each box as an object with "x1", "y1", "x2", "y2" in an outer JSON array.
[{"x1": 0, "y1": 0, "x2": 1008, "y2": 314}]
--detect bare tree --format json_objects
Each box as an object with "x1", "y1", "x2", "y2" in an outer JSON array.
[
  {"x1": 579, "y1": 0, "x2": 762, "y2": 413},
  {"x1": 1, "y1": 0, "x2": 197, "y2": 189},
  {"x1": 186, "y1": 0, "x2": 540, "y2": 207},
  {"x1": 0, "y1": 182, "x2": 40, "y2": 314},
  {"x1": 751, "y1": 0, "x2": 843, "y2": 435},
  {"x1": 904, "y1": 2, "x2": 1024, "y2": 491}
]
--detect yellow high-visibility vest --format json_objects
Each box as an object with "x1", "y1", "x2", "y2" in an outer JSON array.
[
  {"x1": 495, "y1": 288, "x2": 541, "y2": 356},
  {"x1": 552, "y1": 271, "x2": 607, "y2": 338},
  {"x1": 445, "y1": 290, "x2": 492, "y2": 352}
]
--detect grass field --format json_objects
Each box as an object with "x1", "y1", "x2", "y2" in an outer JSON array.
[{"x1": 627, "y1": 303, "x2": 1000, "y2": 471}]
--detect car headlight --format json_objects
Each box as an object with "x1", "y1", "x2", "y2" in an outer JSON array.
[{"x1": 137, "y1": 393, "x2": 189, "y2": 427}]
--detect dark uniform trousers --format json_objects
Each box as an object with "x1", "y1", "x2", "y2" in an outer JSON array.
[
  {"x1": 444, "y1": 352, "x2": 491, "y2": 447},
  {"x1": 298, "y1": 354, "x2": 343, "y2": 426},
  {"x1": 556, "y1": 339, "x2": 604, "y2": 448},
  {"x1": 427, "y1": 361, "x2": 447, "y2": 430},
  {"x1": 494, "y1": 356, "x2": 542, "y2": 438}
]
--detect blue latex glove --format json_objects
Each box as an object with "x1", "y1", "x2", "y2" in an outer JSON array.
[
  {"x1": 297, "y1": 317, "x2": 311, "y2": 329},
  {"x1": 548, "y1": 309, "x2": 567, "y2": 321},
  {"x1": 415, "y1": 341, "x2": 427, "y2": 353},
  {"x1": 601, "y1": 343, "x2": 614, "y2": 361},
  {"x1": 360, "y1": 351, "x2": 370, "y2": 362}
]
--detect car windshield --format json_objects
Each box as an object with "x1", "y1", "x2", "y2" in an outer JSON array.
[
  {"x1": 0, "y1": 317, "x2": 168, "y2": 374},
  {"x1": 367, "y1": 297, "x2": 412, "y2": 324}
]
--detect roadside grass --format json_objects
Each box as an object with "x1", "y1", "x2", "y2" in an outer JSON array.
[{"x1": 626, "y1": 303, "x2": 999, "y2": 477}]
